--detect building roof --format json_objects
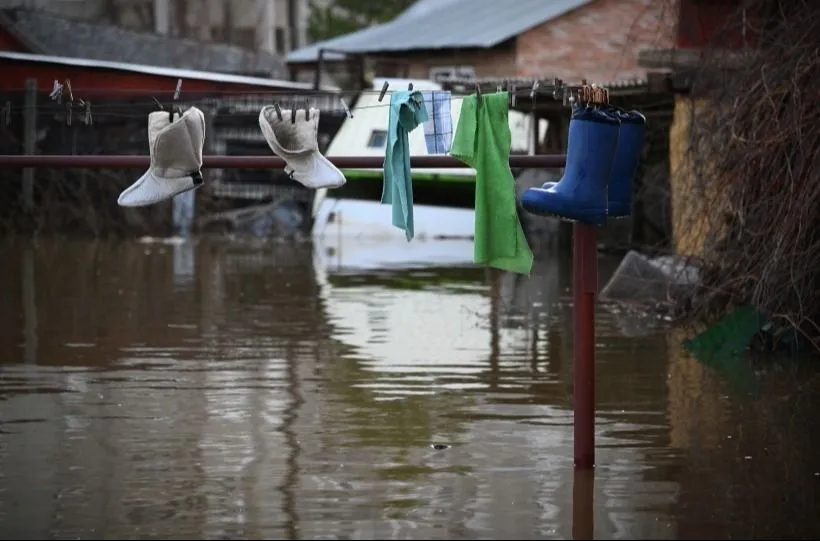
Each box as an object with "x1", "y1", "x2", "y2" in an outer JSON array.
[
  {"x1": 0, "y1": 50, "x2": 323, "y2": 92},
  {"x1": 287, "y1": 0, "x2": 594, "y2": 64},
  {"x1": 0, "y1": 8, "x2": 289, "y2": 78}
]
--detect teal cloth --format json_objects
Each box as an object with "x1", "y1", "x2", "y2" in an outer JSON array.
[{"x1": 382, "y1": 90, "x2": 428, "y2": 241}]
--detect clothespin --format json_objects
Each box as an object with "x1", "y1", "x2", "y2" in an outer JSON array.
[
  {"x1": 510, "y1": 83, "x2": 516, "y2": 108},
  {"x1": 64, "y1": 79, "x2": 74, "y2": 126},
  {"x1": 170, "y1": 78, "x2": 182, "y2": 122},
  {"x1": 530, "y1": 80, "x2": 539, "y2": 110},
  {"x1": 83, "y1": 99, "x2": 93, "y2": 126},
  {"x1": 291, "y1": 100, "x2": 297, "y2": 123},
  {"x1": 340, "y1": 97, "x2": 353, "y2": 119},
  {"x1": 49, "y1": 80, "x2": 63, "y2": 103},
  {"x1": 497, "y1": 82, "x2": 502, "y2": 93},
  {"x1": 152, "y1": 97, "x2": 165, "y2": 111},
  {"x1": 550, "y1": 78, "x2": 570, "y2": 107},
  {"x1": 551, "y1": 78, "x2": 561, "y2": 99},
  {"x1": 273, "y1": 102, "x2": 283, "y2": 121},
  {"x1": 1, "y1": 101, "x2": 10, "y2": 126},
  {"x1": 576, "y1": 79, "x2": 587, "y2": 106},
  {"x1": 475, "y1": 83, "x2": 482, "y2": 103},
  {"x1": 304, "y1": 99, "x2": 310, "y2": 120},
  {"x1": 378, "y1": 81, "x2": 389, "y2": 102},
  {"x1": 408, "y1": 83, "x2": 413, "y2": 91},
  {"x1": 589, "y1": 84, "x2": 608, "y2": 105}
]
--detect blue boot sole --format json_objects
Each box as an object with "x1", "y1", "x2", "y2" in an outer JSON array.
[{"x1": 520, "y1": 188, "x2": 607, "y2": 227}]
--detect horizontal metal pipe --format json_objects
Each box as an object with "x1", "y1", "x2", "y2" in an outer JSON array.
[{"x1": 0, "y1": 154, "x2": 566, "y2": 169}]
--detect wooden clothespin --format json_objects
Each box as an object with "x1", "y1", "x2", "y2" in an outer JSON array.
[
  {"x1": 591, "y1": 85, "x2": 609, "y2": 105},
  {"x1": 64, "y1": 79, "x2": 74, "y2": 126},
  {"x1": 378, "y1": 81, "x2": 389, "y2": 102},
  {"x1": 273, "y1": 102, "x2": 283, "y2": 121},
  {"x1": 577, "y1": 81, "x2": 606, "y2": 107}
]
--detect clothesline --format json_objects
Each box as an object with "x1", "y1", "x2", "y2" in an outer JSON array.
[
  {"x1": 0, "y1": 85, "x2": 562, "y2": 99},
  {"x1": 0, "y1": 90, "x2": 550, "y2": 123}
]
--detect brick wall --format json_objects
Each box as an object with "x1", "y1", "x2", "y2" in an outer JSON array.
[
  {"x1": 516, "y1": 0, "x2": 677, "y2": 83},
  {"x1": 400, "y1": 43, "x2": 517, "y2": 80}
]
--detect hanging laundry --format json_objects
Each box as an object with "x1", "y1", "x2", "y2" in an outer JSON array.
[
  {"x1": 450, "y1": 91, "x2": 533, "y2": 275},
  {"x1": 259, "y1": 106, "x2": 346, "y2": 190},
  {"x1": 382, "y1": 90, "x2": 428, "y2": 242},
  {"x1": 421, "y1": 90, "x2": 452, "y2": 154},
  {"x1": 118, "y1": 106, "x2": 205, "y2": 207}
]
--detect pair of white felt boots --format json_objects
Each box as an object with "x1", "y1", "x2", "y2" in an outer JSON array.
[{"x1": 117, "y1": 105, "x2": 346, "y2": 207}]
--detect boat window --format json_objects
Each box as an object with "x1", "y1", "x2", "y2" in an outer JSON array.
[{"x1": 367, "y1": 130, "x2": 387, "y2": 148}]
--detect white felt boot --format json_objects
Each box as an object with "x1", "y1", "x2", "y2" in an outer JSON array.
[
  {"x1": 118, "y1": 106, "x2": 206, "y2": 207},
  {"x1": 258, "y1": 106, "x2": 346, "y2": 190}
]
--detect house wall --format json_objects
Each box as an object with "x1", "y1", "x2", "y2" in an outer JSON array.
[
  {"x1": 340, "y1": 0, "x2": 676, "y2": 83},
  {"x1": 516, "y1": 0, "x2": 677, "y2": 83},
  {"x1": 399, "y1": 42, "x2": 517, "y2": 81}
]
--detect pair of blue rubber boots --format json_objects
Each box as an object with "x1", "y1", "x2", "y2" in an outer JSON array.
[{"x1": 520, "y1": 105, "x2": 646, "y2": 226}]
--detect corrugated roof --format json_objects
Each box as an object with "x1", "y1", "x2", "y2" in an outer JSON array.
[
  {"x1": 287, "y1": 0, "x2": 594, "y2": 63},
  {"x1": 2, "y1": 8, "x2": 289, "y2": 78},
  {"x1": 0, "y1": 50, "x2": 325, "y2": 91}
]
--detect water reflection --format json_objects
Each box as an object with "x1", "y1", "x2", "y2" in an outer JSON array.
[{"x1": 0, "y1": 237, "x2": 817, "y2": 540}]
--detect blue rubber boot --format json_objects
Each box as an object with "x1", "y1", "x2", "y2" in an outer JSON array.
[
  {"x1": 538, "y1": 107, "x2": 646, "y2": 218},
  {"x1": 520, "y1": 106, "x2": 620, "y2": 226},
  {"x1": 606, "y1": 108, "x2": 646, "y2": 218}
]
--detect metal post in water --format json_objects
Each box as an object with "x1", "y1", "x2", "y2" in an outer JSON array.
[
  {"x1": 572, "y1": 468, "x2": 595, "y2": 539},
  {"x1": 572, "y1": 222, "x2": 597, "y2": 470}
]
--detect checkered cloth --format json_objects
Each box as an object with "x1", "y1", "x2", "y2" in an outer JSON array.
[{"x1": 421, "y1": 90, "x2": 452, "y2": 154}]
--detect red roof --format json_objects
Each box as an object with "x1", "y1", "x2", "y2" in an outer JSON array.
[{"x1": 0, "y1": 50, "x2": 335, "y2": 98}]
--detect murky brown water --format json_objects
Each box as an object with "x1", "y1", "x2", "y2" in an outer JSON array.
[{"x1": 0, "y1": 237, "x2": 818, "y2": 540}]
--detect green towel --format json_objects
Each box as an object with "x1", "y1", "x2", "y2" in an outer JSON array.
[
  {"x1": 382, "y1": 90, "x2": 428, "y2": 242},
  {"x1": 450, "y1": 91, "x2": 533, "y2": 275}
]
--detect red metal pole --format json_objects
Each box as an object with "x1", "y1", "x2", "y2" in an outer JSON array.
[
  {"x1": 573, "y1": 222, "x2": 597, "y2": 470},
  {"x1": 0, "y1": 154, "x2": 566, "y2": 169},
  {"x1": 572, "y1": 468, "x2": 595, "y2": 540}
]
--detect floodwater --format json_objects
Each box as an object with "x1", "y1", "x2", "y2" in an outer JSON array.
[{"x1": 0, "y1": 236, "x2": 818, "y2": 540}]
